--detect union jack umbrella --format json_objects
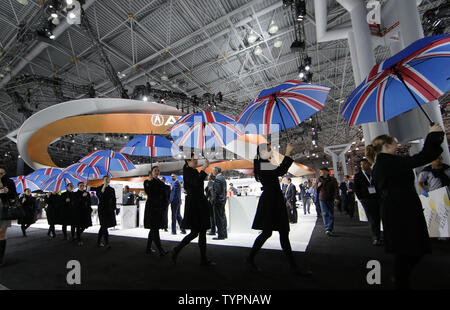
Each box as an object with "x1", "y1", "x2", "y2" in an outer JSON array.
[
  {"x1": 236, "y1": 80, "x2": 330, "y2": 136},
  {"x1": 78, "y1": 150, "x2": 135, "y2": 172},
  {"x1": 169, "y1": 111, "x2": 242, "y2": 150},
  {"x1": 62, "y1": 163, "x2": 112, "y2": 179},
  {"x1": 26, "y1": 168, "x2": 62, "y2": 185},
  {"x1": 41, "y1": 173, "x2": 88, "y2": 192},
  {"x1": 341, "y1": 34, "x2": 450, "y2": 126},
  {"x1": 10, "y1": 176, "x2": 41, "y2": 193},
  {"x1": 120, "y1": 135, "x2": 180, "y2": 157}
]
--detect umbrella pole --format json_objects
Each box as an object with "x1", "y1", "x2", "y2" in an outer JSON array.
[
  {"x1": 393, "y1": 67, "x2": 434, "y2": 126},
  {"x1": 274, "y1": 96, "x2": 291, "y2": 141}
]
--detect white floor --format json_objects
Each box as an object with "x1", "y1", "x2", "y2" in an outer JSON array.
[{"x1": 17, "y1": 208, "x2": 318, "y2": 253}]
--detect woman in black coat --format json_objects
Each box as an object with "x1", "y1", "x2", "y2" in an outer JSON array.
[
  {"x1": 44, "y1": 191, "x2": 61, "y2": 238},
  {"x1": 367, "y1": 124, "x2": 444, "y2": 289},
  {"x1": 60, "y1": 183, "x2": 76, "y2": 241},
  {"x1": 171, "y1": 154, "x2": 214, "y2": 266},
  {"x1": 73, "y1": 182, "x2": 92, "y2": 246},
  {"x1": 246, "y1": 142, "x2": 311, "y2": 277},
  {"x1": 144, "y1": 167, "x2": 170, "y2": 256},
  {"x1": 18, "y1": 188, "x2": 37, "y2": 237},
  {"x1": 95, "y1": 176, "x2": 116, "y2": 248},
  {"x1": 0, "y1": 167, "x2": 18, "y2": 266}
]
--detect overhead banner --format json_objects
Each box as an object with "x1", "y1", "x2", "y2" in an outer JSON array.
[{"x1": 421, "y1": 186, "x2": 450, "y2": 238}]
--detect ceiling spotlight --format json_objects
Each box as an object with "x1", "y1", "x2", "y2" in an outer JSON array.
[
  {"x1": 124, "y1": 135, "x2": 128, "y2": 139},
  {"x1": 142, "y1": 96, "x2": 148, "y2": 101},
  {"x1": 51, "y1": 12, "x2": 58, "y2": 18},
  {"x1": 68, "y1": 12, "x2": 76, "y2": 19},
  {"x1": 149, "y1": 81, "x2": 157, "y2": 86},
  {"x1": 105, "y1": 136, "x2": 110, "y2": 142},
  {"x1": 253, "y1": 46, "x2": 263, "y2": 56},
  {"x1": 305, "y1": 65, "x2": 310, "y2": 71},
  {"x1": 268, "y1": 21, "x2": 279, "y2": 35},
  {"x1": 49, "y1": 34, "x2": 56, "y2": 40},
  {"x1": 161, "y1": 72, "x2": 169, "y2": 81},
  {"x1": 247, "y1": 31, "x2": 258, "y2": 44},
  {"x1": 298, "y1": 71, "x2": 305, "y2": 79},
  {"x1": 66, "y1": 0, "x2": 73, "y2": 5},
  {"x1": 17, "y1": 0, "x2": 28, "y2": 5},
  {"x1": 274, "y1": 39, "x2": 283, "y2": 48},
  {"x1": 71, "y1": 139, "x2": 75, "y2": 143}
]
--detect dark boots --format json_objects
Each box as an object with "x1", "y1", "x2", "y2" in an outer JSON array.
[{"x1": 0, "y1": 240, "x2": 6, "y2": 266}]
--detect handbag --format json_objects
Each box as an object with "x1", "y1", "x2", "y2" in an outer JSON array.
[{"x1": 0, "y1": 199, "x2": 26, "y2": 220}]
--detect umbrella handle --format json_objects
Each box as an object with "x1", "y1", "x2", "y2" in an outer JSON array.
[
  {"x1": 274, "y1": 96, "x2": 291, "y2": 140},
  {"x1": 393, "y1": 67, "x2": 434, "y2": 126}
]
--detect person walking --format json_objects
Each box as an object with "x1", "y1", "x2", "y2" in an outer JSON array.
[
  {"x1": 18, "y1": 188, "x2": 37, "y2": 237},
  {"x1": 314, "y1": 168, "x2": 339, "y2": 236},
  {"x1": 246, "y1": 142, "x2": 312, "y2": 276},
  {"x1": 95, "y1": 176, "x2": 117, "y2": 249},
  {"x1": 160, "y1": 176, "x2": 170, "y2": 232},
  {"x1": 366, "y1": 123, "x2": 444, "y2": 290},
  {"x1": 60, "y1": 183, "x2": 76, "y2": 241},
  {"x1": 211, "y1": 166, "x2": 228, "y2": 240},
  {"x1": 73, "y1": 182, "x2": 92, "y2": 246},
  {"x1": 299, "y1": 181, "x2": 312, "y2": 215},
  {"x1": 205, "y1": 173, "x2": 216, "y2": 236},
  {"x1": 171, "y1": 155, "x2": 215, "y2": 266},
  {"x1": 169, "y1": 173, "x2": 185, "y2": 235},
  {"x1": 144, "y1": 167, "x2": 170, "y2": 256},
  {"x1": 0, "y1": 167, "x2": 18, "y2": 266},
  {"x1": 340, "y1": 175, "x2": 355, "y2": 218},
  {"x1": 285, "y1": 178, "x2": 297, "y2": 223},
  {"x1": 44, "y1": 191, "x2": 60, "y2": 239},
  {"x1": 354, "y1": 159, "x2": 382, "y2": 246}
]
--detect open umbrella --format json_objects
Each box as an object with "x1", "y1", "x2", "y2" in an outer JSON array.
[
  {"x1": 26, "y1": 168, "x2": 62, "y2": 185},
  {"x1": 78, "y1": 150, "x2": 135, "y2": 172},
  {"x1": 41, "y1": 173, "x2": 88, "y2": 192},
  {"x1": 341, "y1": 34, "x2": 450, "y2": 126},
  {"x1": 62, "y1": 163, "x2": 112, "y2": 179},
  {"x1": 169, "y1": 111, "x2": 242, "y2": 152},
  {"x1": 11, "y1": 176, "x2": 40, "y2": 193},
  {"x1": 236, "y1": 80, "x2": 330, "y2": 138}
]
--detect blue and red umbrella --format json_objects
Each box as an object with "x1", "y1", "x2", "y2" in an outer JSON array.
[
  {"x1": 27, "y1": 168, "x2": 62, "y2": 185},
  {"x1": 11, "y1": 176, "x2": 40, "y2": 193},
  {"x1": 78, "y1": 150, "x2": 135, "y2": 172},
  {"x1": 341, "y1": 34, "x2": 450, "y2": 126},
  {"x1": 62, "y1": 163, "x2": 112, "y2": 179},
  {"x1": 236, "y1": 80, "x2": 330, "y2": 136},
  {"x1": 120, "y1": 135, "x2": 180, "y2": 157},
  {"x1": 41, "y1": 173, "x2": 88, "y2": 192},
  {"x1": 170, "y1": 111, "x2": 242, "y2": 150}
]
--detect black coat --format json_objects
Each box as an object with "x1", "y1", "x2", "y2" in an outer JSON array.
[
  {"x1": 60, "y1": 191, "x2": 76, "y2": 225},
  {"x1": 143, "y1": 178, "x2": 170, "y2": 229},
  {"x1": 372, "y1": 131, "x2": 444, "y2": 256},
  {"x1": 45, "y1": 193, "x2": 61, "y2": 225},
  {"x1": 95, "y1": 186, "x2": 117, "y2": 228},
  {"x1": 181, "y1": 165, "x2": 211, "y2": 231},
  {"x1": 252, "y1": 156, "x2": 294, "y2": 232},
  {"x1": 0, "y1": 176, "x2": 17, "y2": 205},
  {"x1": 18, "y1": 194, "x2": 37, "y2": 225},
  {"x1": 73, "y1": 190, "x2": 93, "y2": 228},
  {"x1": 354, "y1": 170, "x2": 379, "y2": 201}
]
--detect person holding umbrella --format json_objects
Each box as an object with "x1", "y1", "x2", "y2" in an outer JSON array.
[
  {"x1": 18, "y1": 188, "x2": 37, "y2": 237},
  {"x1": 44, "y1": 191, "x2": 61, "y2": 239},
  {"x1": 366, "y1": 123, "x2": 444, "y2": 289},
  {"x1": 0, "y1": 167, "x2": 18, "y2": 266},
  {"x1": 144, "y1": 167, "x2": 170, "y2": 256},
  {"x1": 171, "y1": 154, "x2": 215, "y2": 266},
  {"x1": 246, "y1": 142, "x2": 312, "y2": 277},
  {"x1": 73, "y1": 182, "x2": 92, "y2": 246},
  {"x1": 95, "y1": 176, "x2": 116, "y2": 249}
]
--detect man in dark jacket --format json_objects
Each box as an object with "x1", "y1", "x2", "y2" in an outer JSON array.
[
  {"x1": 340, "y1": 175, "x2": 356, "y2": 218},
  {"x1": 314, "y1": 167, "x2": 339, "y2": 236},
  {"x1": 205, "y1": 173, "x2": 216, "y2": 236},
  {"x1": 285, "y1": 178, "x2": 298, "y2": 223},
  {"x1": 211, "y1": 166, "x2": 227, "y2": 240},
  {"x1": 169, "y1": 174, "x2": 186, "y2": 235},
  {"x1": 73, "y1": 182, "x2": 92, "y2": 246},
  {"x1": 299, "y1": 181, "x2": 312, "y2": 215},
  {"x1": 354, "y1": 159, "x2": 382, "y2": 245},
  {"x1": 122, "y1": 186, "x2": 135, "y2": 205},
  {"x1": 418, "y1": 155, "x2": 450, "y2": 195}
]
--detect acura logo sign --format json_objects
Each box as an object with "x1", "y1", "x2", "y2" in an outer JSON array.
[{"x1": 151, "y1": 114, "x2": 164, "y2": 126}]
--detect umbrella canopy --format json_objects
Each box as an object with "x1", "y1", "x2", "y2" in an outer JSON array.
[
  {"x1": 41, "y1": 173, "x2": 88, "y2": 192},
  {"x1": 170, "y1": 111, "x2": 242, "y2": 150},
  {"x1": 341, "y1": 34, "x2": 450, "y2": 126},
  {"x1": 79, "y1": 150, "x2": 135, "y2": 172},
  {"x1": 27, "y1": 168, "x2": 63, "y2": 185},
  {"x1": 120, "y1": 135, "x2": 180, "y2": 157},
  {"x1": 11, "y1": 176, "x2": 40, "y2": 193},
  {"x1": 236, "y1": 80, "x2": 330, "y2": 135},
  {"x1": 62, "y1": 163, "x2": 112, "y2": 179}
]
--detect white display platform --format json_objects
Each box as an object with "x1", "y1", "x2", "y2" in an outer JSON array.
[
  {"x1": 121, "y1": 205, "x2": 137, "y2": 229},
  {"x1": 228, "y1": 196, "x2": 258, "y2": 234}
]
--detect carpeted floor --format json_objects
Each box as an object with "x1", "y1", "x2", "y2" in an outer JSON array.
[{"x1": 0, "y1": 213, "x2": 449, "y2": 290}]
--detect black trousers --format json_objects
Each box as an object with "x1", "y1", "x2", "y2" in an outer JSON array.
[
  {"x1": 174, "y1": 229, "x2": 207, "y2": 262},
  {"x1": 170, "y1": 202, "x2": 184, "y2": 234},
  {"x1": 360, "y1": 198, "x2": 381, "y2": 240},
  {"x1": 147, "y1": 229, "x2": 164, "y2": 252},
  {"x1": 213, "y1": 200, "x2": 227, "y2": 238},
  {"x1": 162, "y1": 205, "x2": 169, "y2": 230},
  {"x1": 287, "y1": 200, "x2": 297, "y2": 223},
  {"x1": 97, "y1": 226, "x2": 109, "y2": 245},
  {"x1": 207, "y1": 200, "x2": 216, "y2": 233},
  {"x1": 47, "y1": 224, "x2": 56, "y2": 237}
]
